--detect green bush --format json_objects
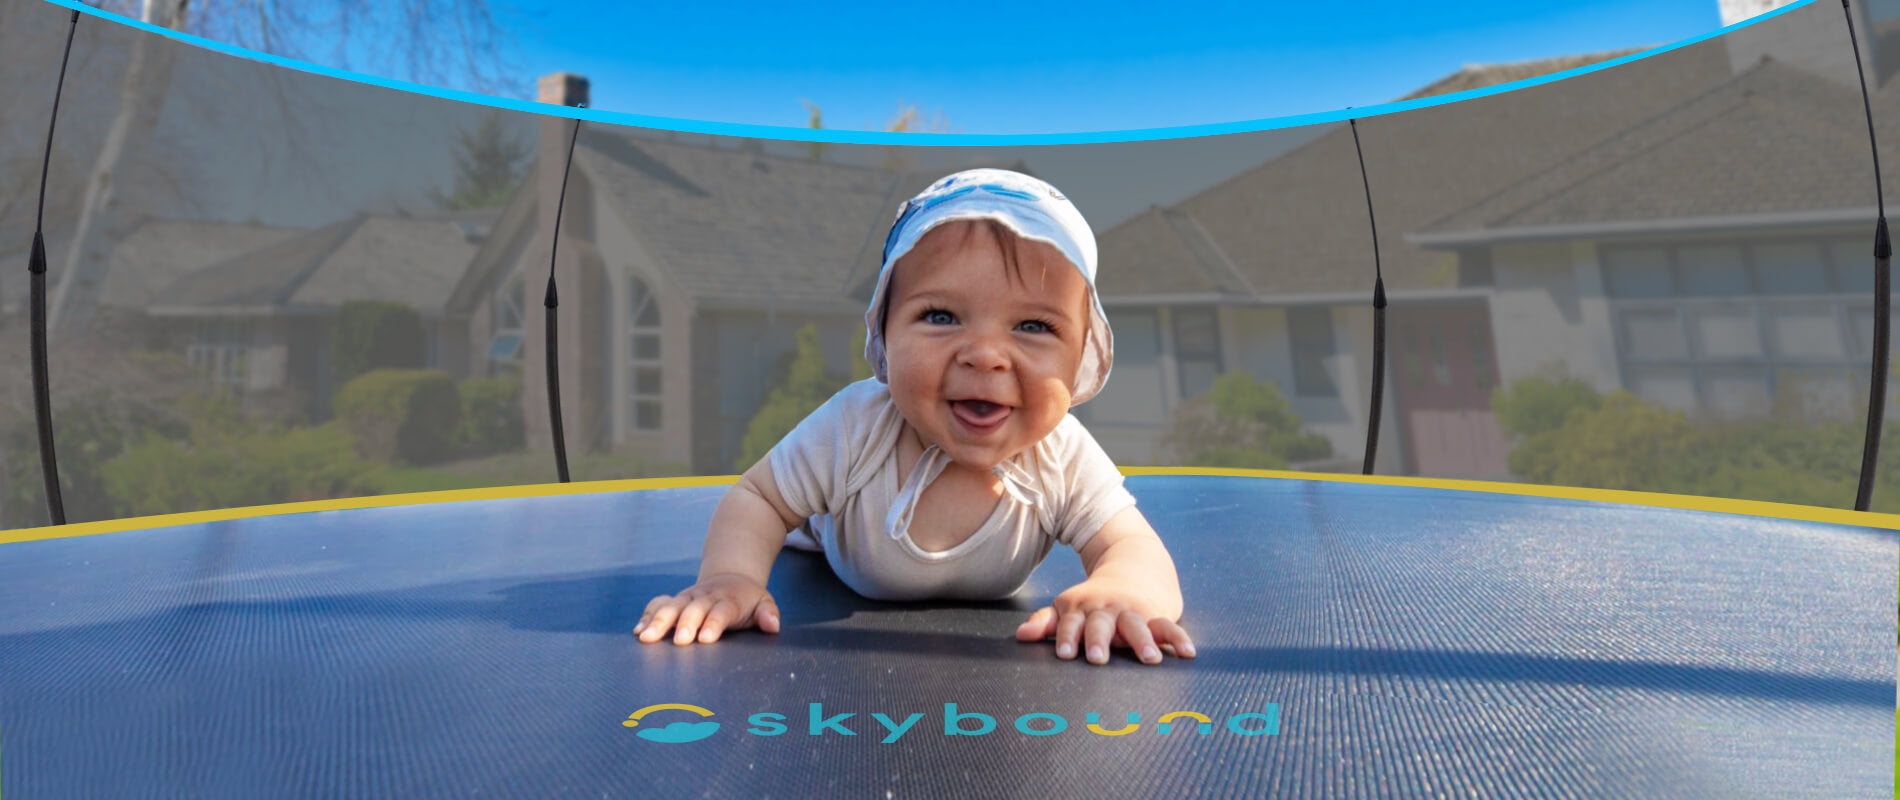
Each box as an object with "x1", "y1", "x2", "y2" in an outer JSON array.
[
  {"x1": 736, "y1": 324, "x2": 844, "y2": 472},
  {"x1": 1492, "y1": 371, "x2": 1601, "y2": 440},
  {"x1": 101, "y1": 395, "x2": 375, "y2": 517},
  {"x1": 1490, "y1": 372, "x2": 1900, "y2": 510},
  {"x1": 1, "y1": 396, "x2": 188, "y2": 528},
  {"x1": 1163, "y1": 370, "x2": 1333, "y2": 468},
  {"x1": 333, "y1": 369, "x2": 463, "y2": 465},
  {"x1": 458, "y1": 369, "x2": 525, "y2": 457},
  {"x1": 330, "y1": 301, "x2": 426, "y2": 388}
]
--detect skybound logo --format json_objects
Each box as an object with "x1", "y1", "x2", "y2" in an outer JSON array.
[{"x1": 622, "y1": 703, "x2": 1279, "y2": 743}]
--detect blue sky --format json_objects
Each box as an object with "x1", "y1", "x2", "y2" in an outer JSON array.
[{"x1": 496, "y1": 0, "x2": 1734, "y2": 134}]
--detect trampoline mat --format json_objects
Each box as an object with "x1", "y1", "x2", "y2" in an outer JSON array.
[{"x1": 1, "y1": 475, "x2": 1893, "y2": 798}]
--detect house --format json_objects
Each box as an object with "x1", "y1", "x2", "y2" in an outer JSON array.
[
  {"x1": 142, "y1": 210, "x2": 497, "y2": 419},
  {"x1": 446, "y1": 74, "x2": 1017, "y2": 475},
  {"x1": 1410, "y1": 47, "x2": 1900, "y2": 428},
  {"x1": 461, "y1": 0, "x2": 1890, "y2": 481},
  {"x1": 1082, "y1": 42, "x2": 1735, "y2": 476},
  {"x1": 1079, "y1": 0, "x2": 1894, "y2": 478}
]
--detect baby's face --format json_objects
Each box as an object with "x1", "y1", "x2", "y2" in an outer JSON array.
[{"x1": 883, "y1": 220, "x2": 1091, "y2": 471}]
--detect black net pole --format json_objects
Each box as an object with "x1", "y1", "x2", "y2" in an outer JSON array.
[
  {"x1": 1842, "y1": 0, "x2": 1890, "y2": 512},
  {"x1": 543, "y1": 107, "x2": 584, "y2": 484},
  {"x1": 1350, "y1": 117, "x2": 1389, "y2": 476},
  {"x1": 27, "y1": 10, "x2": 82, "y2": 526}
]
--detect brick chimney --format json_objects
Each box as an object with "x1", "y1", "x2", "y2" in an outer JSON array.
[
  {"x1": 535, "y1": 70, "x2": 592, "y2": 277},
  {"x1": 536, "y1": 71, "x2": 590, "y2": 244},
  {"x1": 538, "y1": 72, "x2": 590, "y2": 107}
]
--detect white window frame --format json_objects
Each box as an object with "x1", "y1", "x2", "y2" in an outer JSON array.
[
  {"x1": 1603, "y1": 238, "x2": 1888, "y2": 420},
  {"x1": 185, "y1": 317, "x2": 253, "y2": 392},
  {"x1": 487, "y1": 275, "x2": 526, "y2": 373},
  {"x1": 627, "y1": 275, "x2": 662, "y2": 432}
]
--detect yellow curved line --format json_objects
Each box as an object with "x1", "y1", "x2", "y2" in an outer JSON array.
[
  {"x1": 0, "y1": 476, "x2": 740, "y2": 544},
  {"x1": 623, "y1": 703, "x2": 716, "y2": 727},
  {"x1": 1157, "y1": 711, "x2": 1213, "y2": 725},
  {"x1": 3, "y1": 468, "x2": 1896, "y2": 545},
  {"x1": 1086, "y1": 714, "x2": 1141, "y2": 736},
  {"x1": 1120, "y1": 467, "x2": 1900, "y2": 530}
]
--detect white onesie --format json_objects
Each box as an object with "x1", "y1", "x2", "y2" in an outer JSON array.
[{"x1": 768, "y1": 378, "x2": 1137, "y2": 602}]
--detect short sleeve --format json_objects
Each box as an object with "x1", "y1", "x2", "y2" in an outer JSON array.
[
  {"x1": 1048, "y1": 417, "x2": 1137, "y2": 552},
  {"x1": 765, "y1": 379, "x2": 891, "y2": 520}
]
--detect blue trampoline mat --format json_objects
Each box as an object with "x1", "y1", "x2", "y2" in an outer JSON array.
[{"x1": 1, "y1": 475, "x2": 1893, "y2": 798}]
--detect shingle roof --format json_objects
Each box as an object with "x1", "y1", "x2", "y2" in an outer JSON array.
[
  {"x1": 1095, "y1": 35, "x2": 1734, "y2": 298},
  {"x1": 1417, "y1": 57, "x2": 1900, "y2": 238},
  {"x1": 1395, "y1": 49, "x2": 1650, "y2": 102},
  {"x1": 101, "y1": 219, "x2": 306, "y2": 308},
  {"x1": 576, "y1": 130, "x2": 1009, "y2": 310},
  {"x1": 150, "y1": 212, "x2": 494, "y2": 314},
  {"x1": 1095, "y1": 206, "x2": 1243, "y2": 297},
  {"x1": 1, "y1": 218, "x2": 302, "y2": 316}
]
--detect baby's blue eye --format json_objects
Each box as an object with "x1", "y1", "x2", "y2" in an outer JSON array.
[
  {"x1": 923, "y1": 309, "x2": 956, "y2": 325},
  {"x1": 1018, "y1": 319, "x2": 1056, "y2": 335}
]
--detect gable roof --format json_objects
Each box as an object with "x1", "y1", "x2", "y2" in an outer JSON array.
[
  {"x1": 452, "y1": 128, "x2": 1024, "y2": 314},
  {"x1": 1414, "y1": 57, "x2": 1900, "y2": 244},
  {"x1": 1395, "y1": 49, "x2": 1648, "y2": 102},
  {"x1": 149, "y1": 211, "x2": 495, "y2": 315},
  {"x1": 0, "y1": 218, "x2": 302, "y2": 316},
  {"x1": 1095, "y1": 40, "x2": 1735, "y2": 299}
]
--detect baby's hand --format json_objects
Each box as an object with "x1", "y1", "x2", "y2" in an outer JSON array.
[
  {"x1": 1015, "y1": 577, "x2": 1196, "y2": 666},
  {"x1": 635, "y1": 574, "x2": 781, "y2": 645}
]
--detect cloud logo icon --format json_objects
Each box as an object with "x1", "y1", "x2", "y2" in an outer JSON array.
[
  {"x1": 635, "y1": 721, "x2": 721, "y2": 743},
  {"x1": 622, "y1": 703, "x2": 719, "y2": 743}
]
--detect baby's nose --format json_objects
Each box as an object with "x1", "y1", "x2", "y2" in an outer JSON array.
[{"x1": 957, "y1": 333, "x2": 1011, "y2": 371}]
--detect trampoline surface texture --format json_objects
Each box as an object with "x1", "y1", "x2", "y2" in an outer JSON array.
[{"x1": 1, "y1": 474, "x2": 1893, "y2": 799}]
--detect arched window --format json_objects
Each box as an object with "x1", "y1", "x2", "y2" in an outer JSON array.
[
  {"x1": 628, "y1": 276, "x2": 662, "y2": 430},
  {"x1": 486, "y1": 276, "x2": 525, "y2": 372}
]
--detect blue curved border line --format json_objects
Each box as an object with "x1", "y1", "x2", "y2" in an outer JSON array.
[{"x1": 36, "y1": 0, "x2": 1812, "y2": 143}]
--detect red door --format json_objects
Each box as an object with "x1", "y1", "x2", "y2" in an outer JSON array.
[{"x1": 1395, "y1": 303, "x2": 1512, "y2": 479}]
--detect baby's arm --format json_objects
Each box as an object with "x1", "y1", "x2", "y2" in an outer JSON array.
[
  {"x1": 1015, "y1": 507, "x2": 1196, "y2": 665},
  {"x1": 635, "y1": 458, "x2": 806, "y2": 645}
]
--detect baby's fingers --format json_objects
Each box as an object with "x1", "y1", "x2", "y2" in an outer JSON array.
[
  {"x1": 1149, "y1": 618, "x2": 1197, "y2": 659},
  {"x1": 671, "y1": 597, "x2": 717, "y2": 645},
  {"x1": 1016, "y1": 606, "x2": 1057, "y2": 642},
  {"x1": 756, "y1": 594, "x2": 781, "y2": 634},
  {"x1": 694, "y1": 598, "x2": 741, "y2": 644},
  {"x1": 635, "y1": 596, "x2": 682, "y2": 643},
  {"x1": 1115, "y1": 611, "x2": 1166, "y2": 665}
]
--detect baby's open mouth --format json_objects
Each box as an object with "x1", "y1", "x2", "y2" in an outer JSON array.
[{"x1": 950, "y1": 399, "x2": 1012, "y2": 431}]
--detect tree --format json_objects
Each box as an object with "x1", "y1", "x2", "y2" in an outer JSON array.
[
  {"x1": 330, "y1": 301, "x2": 427, "y2": 389},
  {"x1": 49, "y1": 0, "x2": 517, "y2": 335},
  {"x1": 877, "y1": 99, "x2": 956, "y2": 172},
  {"x1": 734, "y1": 324, "x2": 844, "y2": 472},
  {"x1": 796, "y1": 98, "x2": 956, "y2": 169},
  {"x1": 431, "y1": 110, "x2": 529, "y2": 210},
  {"x1": 799, "y1": 98, "x2": 833, "y2": 162}
]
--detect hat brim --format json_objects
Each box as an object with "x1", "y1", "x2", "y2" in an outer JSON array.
[{"x1": 863, "y1": 204, "x2": 1114, "y2": 406}]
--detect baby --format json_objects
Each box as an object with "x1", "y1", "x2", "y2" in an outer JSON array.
[{"x1": 635, "y1": 168, "x2": 1194, "y2": 666}]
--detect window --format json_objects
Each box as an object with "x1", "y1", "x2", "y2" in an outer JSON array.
[
  {"x1": 185, "y1": 318, "x2": 253, "y2": 391},
  {"x1": 487, "y1": 277, "x2": 525, "y2": 370},
  {"x1": 1602, "y1": 238, "x2": 1883, "y2": 420},
  {"x1": 1171, "y1": 308, "x2": 1221, "y2": 401},
  {"x1": 1288, "y1": 306, "x2": 1337, "y2": 397},
  {"x1": 1086, "y1": 310, "x2": 1164, "y2": 425},
  {"x1": 628, "y1": 275, "x2": 662, "y2": 431}
]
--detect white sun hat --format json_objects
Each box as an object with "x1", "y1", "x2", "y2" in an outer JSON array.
[{"x1": 862, "y1": 167, "x2": 1114, "y2": 405}]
